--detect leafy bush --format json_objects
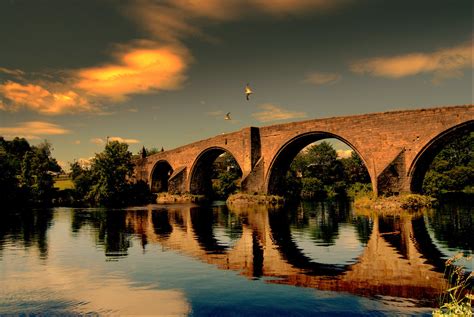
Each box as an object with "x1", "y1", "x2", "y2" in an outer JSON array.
[{"x1": 399, "y1": 194, "x2": 433, "y2": 209}]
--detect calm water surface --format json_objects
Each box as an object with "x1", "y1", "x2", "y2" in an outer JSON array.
[{"x1": 0, "y1": 200, "x2": 472, "y2": 316}]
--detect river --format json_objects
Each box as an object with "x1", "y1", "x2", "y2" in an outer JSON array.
[{"x1": 0, "y1": 198, "x2": 472, "y2": 316}]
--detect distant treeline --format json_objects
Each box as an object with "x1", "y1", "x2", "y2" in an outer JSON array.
[{"x1": 0, "y1": 137, "x2": 154, "y2": 208}]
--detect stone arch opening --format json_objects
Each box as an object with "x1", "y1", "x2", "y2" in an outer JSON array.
[
  {"x1": 266, "y1": 132, "x2": 371, "y2": 196},
  {"x1": 150, "y1": 160, "x2": 173, "y2": 193},
  {"x1": 409, "y1": 120, "x2": 474, "y2": 193},
  {"x1": 189, "y1": 147, "x2": 243, "y2": 198}
]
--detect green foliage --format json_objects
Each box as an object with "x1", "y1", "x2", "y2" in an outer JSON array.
[
  {"x1": 213, "y1": 170, "x2": 240, "y2": 199},
  {"x1": 286, "y1": 141, "x2": 371, "y2": 199},
  {"x1": 211, "y1": 153, "x2": 242, "y2": 199},
  {"x1": 70, "y1": 141, "x2": 155, "y2": 206},
  {"x1": 433, "y1": 254, "x2": 473, "y2": 317},
  {"x1": 423, "y1": 133, "x2": 474, "y2": 195},
  {"x1": 399, "y1": 194, "x2": 433, "y2": 210},
  {"x1": 0, "y1": 137, "x2": 60, "y2": 206}
]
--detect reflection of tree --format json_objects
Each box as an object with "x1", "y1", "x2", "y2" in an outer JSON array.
[
  {"x1": 214, "y1": 206, "x2": 243, "y2": 241},
  {"x1": 151, "y1": 209, "x2": 173, "y2": 237},
  {"x1": 353, "y1": 216, "x2": 372, "y2": 246},
  {"x1": 269, "y1": 206, "x2": 346, "y2": 275},
  {"x1": 290, "y1": 200, "x2": 351, "y2": 246},
  {"x1": 0, "y1": 209, "x2": 53, "y2": 259},
  {"x1": 71, "y1": 209, "x2": 131, "y2": 258},
  {"x1": 426, "y1": 201, "x2": 474, "y2": 252}
]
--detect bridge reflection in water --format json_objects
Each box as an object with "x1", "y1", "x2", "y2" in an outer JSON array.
[{"x1": 123, "y1": 204, "x2": 447, "y2": 305}]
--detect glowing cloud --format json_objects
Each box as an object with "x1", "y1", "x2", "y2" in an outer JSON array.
[
  {"x1": 91, "y1": 137, "x2": 141, "y2": 145},
  {"x1": 0, "y1": 81, "x2": 92, "y2": 114},
  {"x1": 304, "y1": 71, "x2": 342, "y2": 85},
  {"x1": 350, "y1": 40, "x2": 473, "y2": 84},
  {"x1": 252, "y1": 103, "x2": 307, "y2": 122},
  {"x1": 75, "y1": 44, "x2": 190, "y2": 101},
  {"x1": 109, "y1": 136, "x2": 141, "y2": 144},
  {"x1": 126, "y1": 0, "x2": 350, "y2": 43},
  {"x1": 0, "y1": 121, "x2": 70, "y2": 140}
]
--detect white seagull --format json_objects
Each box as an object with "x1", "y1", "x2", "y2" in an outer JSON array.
[
  {"x1": 245, "y1": 83, "x2": 253, "y2": 101},
  {"x1": 225, "y1": 112, "x2": 231, "y2": 120}
]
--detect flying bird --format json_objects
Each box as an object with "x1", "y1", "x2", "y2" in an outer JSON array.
[
  {"x1": 225, "y1": 112, "x2": 231, "y2": 120},
  {"x1": 245, "y1": 83, "x2": 253, "y2": 101}
]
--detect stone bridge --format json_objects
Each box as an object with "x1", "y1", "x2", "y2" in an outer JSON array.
[{"x1": 133, "y1": 104, "x2": 473, "y2": 196}]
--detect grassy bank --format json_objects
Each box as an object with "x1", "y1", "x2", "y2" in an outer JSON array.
[{"x1": 354, "y1": 193, "x2": 435, "y2": 211}]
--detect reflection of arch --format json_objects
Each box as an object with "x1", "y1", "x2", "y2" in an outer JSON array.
[
  {"x1": 150, "y1": 160, "x2": 173, "y2": 193},
  {"x1": 266, "y1": 132, "x2": 370, "y2": 195},
  {"x1": 189, "y1": 147, "x2": 242, "y2": 196},
  {"x1": 268, "y1": 209, "x2": 348, "y2": 276},
  {"x1": 408, "y1": 121, "x2": 474, "y2": 193},
  {"x1": 189, "y1": 206, "x2": 242, "y2": 254}
]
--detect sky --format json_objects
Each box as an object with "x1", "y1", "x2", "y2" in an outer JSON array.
[{"x1": 0, "y1": 0, "x2": 472, "y2": 169}]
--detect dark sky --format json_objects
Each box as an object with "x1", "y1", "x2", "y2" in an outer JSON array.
[{"x1": 0, "y1": 0, "x2": 472, "y2": 166}]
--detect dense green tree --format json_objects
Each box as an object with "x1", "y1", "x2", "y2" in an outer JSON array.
[
  {"x1": 212, "y1": 153, "x2": 242, "y2": 199},
  {"x1": 19, "y1": 141, "x2": 61, "y2": 204},
  {"x1": 340, "y1": 151, "x2": 371, "y2": 184},
  {"x1": 422, "y1": 132, "x2": 474, "y2": 194},
  {"x1": 0, "y1": 138, "x2": 60, "y2": 206},
  {"x1": 86, "y1": 141, "x2": 134, "y2": 205},
  {"x1": 70, "y1": 141, "x2": 155, "y2": 206},
  {"x1": 285, "y1": 141, "x2": 371, "y2": 199}
]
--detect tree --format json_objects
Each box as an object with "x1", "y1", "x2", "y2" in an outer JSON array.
[
  {"x1": 86, "y1": 141, "x2": 134, "y2": 206},
  {"x1": 70, "y1": 141, "x2": 155, "y2": 206},
  {"x1": 340, "y1": 151, "x2": 371, "y2": 184},
  {"x1": 423, "y1": 132, "x2": 474, "y2": 195},
  {"x1": 19, "y1": 141, "x2": 61, "y2": 204}
]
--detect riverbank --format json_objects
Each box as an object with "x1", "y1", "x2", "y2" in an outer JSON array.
[
  {"x1": 226, "y1": 193, "x2": 285, "y2": 207},
  {"x1": 156, "y1": 193, "x2": 207, "y2": 204},
  {"x1": 354, "y1": 193, "x2": 435, "y2": 211}
]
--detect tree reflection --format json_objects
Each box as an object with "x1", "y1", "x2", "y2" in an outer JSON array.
[
  {"x1": 0, "y1": 209, "x2": 53, "y2": 259},
  {"x1": 71, "y1": 209, "x2": 131, "y2": 258},
  {"x1": 425, "y1": 198, "x2": 473, "y2": 252}
]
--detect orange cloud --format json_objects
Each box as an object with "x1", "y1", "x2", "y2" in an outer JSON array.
[
  {"x1": 252, "y1": 103, "x2": 307, "y2": 122},
  {"x1": 126, "y1": 0, "x2": 349, "y2": 43},
  {"x1": 90, "y1": 136, "x2": 141, "y2": 145},
  {"x1": 350, "y1": 40, "x2": 473, "y2": 84},
  {"x1": 0, "y1": 81, "x2": 93, "y2": 114},
  {"x1": 0, "y1": 67, "x2": 25, "y2": 77},
  {"x1": 304, "y1": 71, "x2": 342, "y2": 85},
  {"x1": 74, "y1": 44, "x2": 190, "y2": 101},
  {"x1": 0, "y1": 121, "x2": 70, "y2": 140}
]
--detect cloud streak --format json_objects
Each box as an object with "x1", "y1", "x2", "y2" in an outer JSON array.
[
  {"x1": 0, "y1": 121, "x2": 71, "y2": 140},
  {"x1": 304, "y1": 71, "x2": 341, "y2": 85},
  {"x1": 252, "y1": 103, "x2": 307, "y2": 122},
  {"x1": 126, "y1": 0, "x2": 349, "y2": 44},
  {"x1": 90, "y1": 136, "x2": 141, "y2": 145},
  {"x1": 350, "y1": 40, "x2": 473, "y2": 84}
]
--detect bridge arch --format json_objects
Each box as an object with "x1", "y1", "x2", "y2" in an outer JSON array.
[
  {"x1": 189, "y1": 147, "x2": 243, "y2": 196},
  {"x1": 265, "y1": 132, "x2": 372, "y2": 195},
  {"x1": 408, "y1": 120, "x2": 474, "y2": 193},
  {"x1": 150, "y1": 160, "x2": 173, "y2": 193}
]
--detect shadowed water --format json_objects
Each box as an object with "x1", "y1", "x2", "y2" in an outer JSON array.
[{"x1": 0, "y1": 200, "x2": 472, "y2": 316}]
